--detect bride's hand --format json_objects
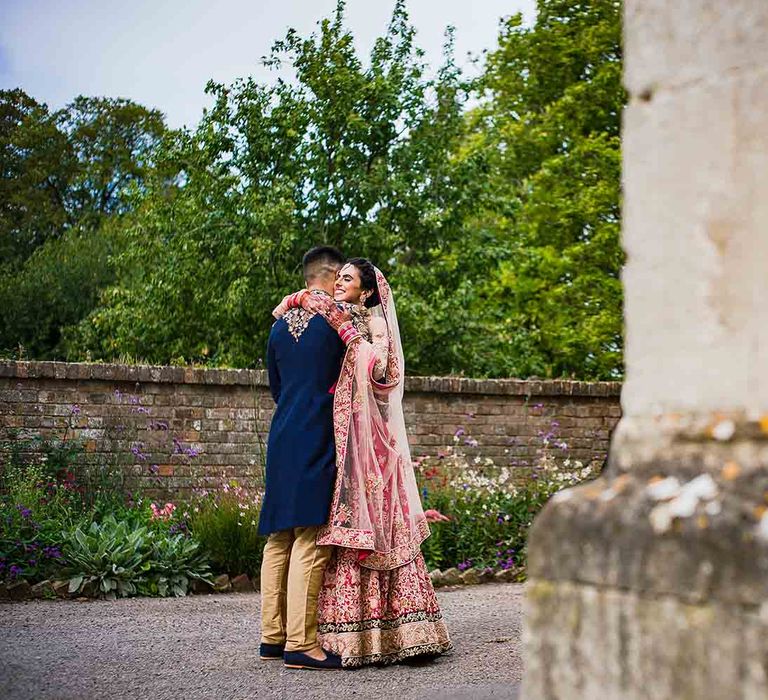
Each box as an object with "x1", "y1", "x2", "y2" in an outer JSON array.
[
  {"x1": 272, "y1": 290, "x2": 306, "y2": 319},
  {"x1": 424, "y1": 509, "x2": 451, "y2": 523},
  {"x1": 302, "y1": 294, "x2": 335, "y2": 316},
  {"x1": 323, "y1": 303, "x2": 352, "y2": 332}
]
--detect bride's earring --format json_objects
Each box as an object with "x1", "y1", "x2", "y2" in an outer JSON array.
[{"x1": 360, "y1": 292, "x2": 369, "y2": 304}]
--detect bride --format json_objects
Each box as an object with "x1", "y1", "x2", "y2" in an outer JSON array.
[{"x1": 276, "y1": 258, "x2": 452, "y2": 667}]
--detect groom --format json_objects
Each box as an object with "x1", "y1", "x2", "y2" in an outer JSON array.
[{"x1": 258, "y1": 245, "x2": 346, "y2": 670}]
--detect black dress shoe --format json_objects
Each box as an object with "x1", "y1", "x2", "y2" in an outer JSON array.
[
  {"x1": 283, "y1": 650, "x2": 343, "y2": 670},
  {"x1": 259, "y1": 642, "x2": 285, "y2": 660}
]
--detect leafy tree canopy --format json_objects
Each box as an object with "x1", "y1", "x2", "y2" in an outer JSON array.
[{"x1": 3, "y1": 0, "x2": 626, "y2": 380}]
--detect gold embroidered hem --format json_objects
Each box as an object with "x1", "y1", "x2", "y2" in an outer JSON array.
[
  {"x1": 318, "y1": 617, "x2": 453, "y2": 668},
  {"x1": 317, "y1": 547, "x2": 452, "y2": 668}
]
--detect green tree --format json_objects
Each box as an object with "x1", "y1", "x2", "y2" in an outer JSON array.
[
  {"x1": 0, "y1": 91, "x2": 167, "y2": 358},
  {"x1": 55, "y1": 96, "x2": 167, "y2": 229},
  {"x1": 0, "y1": 89, "x2": 72, "y2": 265},
  {"x1": 68, "y1": 1, "x2": 482, "y2": 368},
  {"x1": 469, "y1": 0, "x2": 626, "y2": 379}
]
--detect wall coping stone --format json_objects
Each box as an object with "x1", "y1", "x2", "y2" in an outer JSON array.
[{"x1": 0, "y1": 361, "x2": 622, "y2": 397}]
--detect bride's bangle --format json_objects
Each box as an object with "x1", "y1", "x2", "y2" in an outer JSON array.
[
  {"x1": 286, "y1": 290, "x2": 307, "y2": 309},
  {"x1": 338, "y1": 321, "x2": 361, "y2": 345}
]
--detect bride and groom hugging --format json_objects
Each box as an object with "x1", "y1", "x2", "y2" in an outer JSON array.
[{"x1": 257, "y1": 246, "x2": 452, "y2": 670}]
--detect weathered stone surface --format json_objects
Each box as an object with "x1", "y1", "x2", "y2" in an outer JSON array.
[
  {"x1": 7, "y1": 580, "x2": 32, "y2": 600},
  {"x1": 230, "y1": 574, "x2": 251, "y2": 593},
  {"x1": 522, "y1": 580, "x2": 768, "y2": 700},
  {"x1": 429, "y1": 569, "x2": 444, "y2": 587},
  {"x1": 190, "y1": 578, "x2": 212, "y2": 594},
  {"x1": 213, "y1": 574, "x2": 231, "y2": 593},
  {"x1": 0, "y1": 582, "x2": 8, "y2": 599},
  {"x1": 622, "y1": 5, "x2": 768, "y2": 418},
  {"x1": 460, "y1": 569, "x2": 481, "y2": 586},
  {"x1": 52, "y1": 580, "x2": 70, "y2": 598},
  {"x1": 529, "y1": 466, "x2": 768, "y2": 607},
  {"x1": 493, "y1": 570, "x2": 516, "y2": 584},
  {"x1": 478, "y1": 569, "x2": 495, "y2": 584},
  {"x1": 30, "y1": 580, "x2": 54, "y2": 599},
  {"x1": 624, "y1": 0, "x2": 768, "y2": 95},
  {"x1": 441, "y1": 568, "x2": 462, "y2": 586}
]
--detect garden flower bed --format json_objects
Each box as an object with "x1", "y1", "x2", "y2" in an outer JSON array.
[{"x1": 1, "y1": 402, "x2": 600, "y2": 601}]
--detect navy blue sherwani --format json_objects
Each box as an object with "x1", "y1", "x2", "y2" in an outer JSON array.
[{"x1": 258, "y1": 304, "x2": 345, "y2": 536}]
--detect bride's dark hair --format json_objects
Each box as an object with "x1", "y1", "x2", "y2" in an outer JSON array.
[{"x1": 347, "y1": 257, "x2": 381, "y2": 308}]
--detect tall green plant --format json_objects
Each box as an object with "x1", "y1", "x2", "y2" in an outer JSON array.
[{"x1": 188, "y1": 491, "x2": 264, "y2": 577}]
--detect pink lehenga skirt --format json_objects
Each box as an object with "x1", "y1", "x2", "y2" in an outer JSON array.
[{"x1": 317, "y1": 547, "x2": 452, "y2": 668}]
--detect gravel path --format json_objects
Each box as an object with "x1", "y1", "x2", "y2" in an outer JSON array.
[{"x1": 0, "y1": 583, "x2": 523, "y2": 700}]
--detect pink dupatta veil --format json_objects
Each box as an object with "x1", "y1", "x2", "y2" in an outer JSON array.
[{"x1": 317, "y1": 269, "x2": 429, "y2": 570}]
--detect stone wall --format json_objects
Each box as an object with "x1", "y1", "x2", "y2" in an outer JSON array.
[{"x1": 0, "y1": 361, "x2": 621, "y2": 495}]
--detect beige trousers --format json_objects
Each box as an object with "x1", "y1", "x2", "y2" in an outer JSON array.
[{"x1": 260, "y1": 526, "x2": 331, "y2": 652}]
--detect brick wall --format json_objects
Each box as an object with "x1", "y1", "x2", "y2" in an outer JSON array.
[{"x1": 0, "y1": 361, "x2": 622, "y2": 495}]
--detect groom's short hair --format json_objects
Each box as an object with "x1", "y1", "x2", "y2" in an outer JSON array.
[{"x1": 302, "y1": 246, "x2": 345, "y2": 283}]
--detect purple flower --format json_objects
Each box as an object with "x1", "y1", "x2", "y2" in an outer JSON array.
[
  {"x1": 130, "y1": 443, "x2": 148, "y2": 461},
  {"x1": 135, "y1": 406, "x2": 150, "y2": 415},
  {"x1": 9, "y1": 565, "x2": 22, "y2": 579},
  {"x1": 464, "y1": 437, "x2": 479, "y2": 448},
  {"x1": 169, "y1": 522, "x2": 189, "y2": 536},
  {"x1": 454, "y1": 427, "x2": 465, "y2": 438},
  {"x1": 16, "y1": 504, "x2": 32, "y2": 519},
  {"x1": 69, "y1": 404, "x2": 81, "y2": 415},
  {"x1": 457, "y1": 560, "x2": 473, "y2": 572},
  {"x1": 149, "y1": 464, "x2": 159, "y2": 475},
  {"x1": 28, "y1": 558, "x2": 36, "y2": 567},
  {"x1": 497, "y1": 515, "x2": 505, "y2": 524},
  {"x1": 184, "y1": 446, "x2": 200, "y2": 458},
  {"x1": 43, "y1": 546, "x2": 62, "y2": 559}
]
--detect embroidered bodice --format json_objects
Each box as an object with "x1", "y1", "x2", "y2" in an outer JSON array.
[{"x1": 347, "y1": 305, "x2": 389, "y2": 381}]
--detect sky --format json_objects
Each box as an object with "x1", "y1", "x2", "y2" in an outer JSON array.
[{"x1": 0, "y1": 0, "x2": 536, "y2": 130}]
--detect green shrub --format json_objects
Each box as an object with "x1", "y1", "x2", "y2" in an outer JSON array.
[
  {"x1": 63, "y1": 516, "x2": 148, "y2": 599},
  {"x1": 140, "y1": 533, "x2": 212, "y2": 597},
  {"x1": 63, "y1": 514, "x2": 213, "y2": 599},
  {"x1": 417, "y1": 426, "x2": 600, "y2": 575},
  {"x1": 0, "y1": 456, "x2": 84, "y2": 583},
  {"x1": 188, "y1": 485, "x2": 265, "y2": 578}
]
